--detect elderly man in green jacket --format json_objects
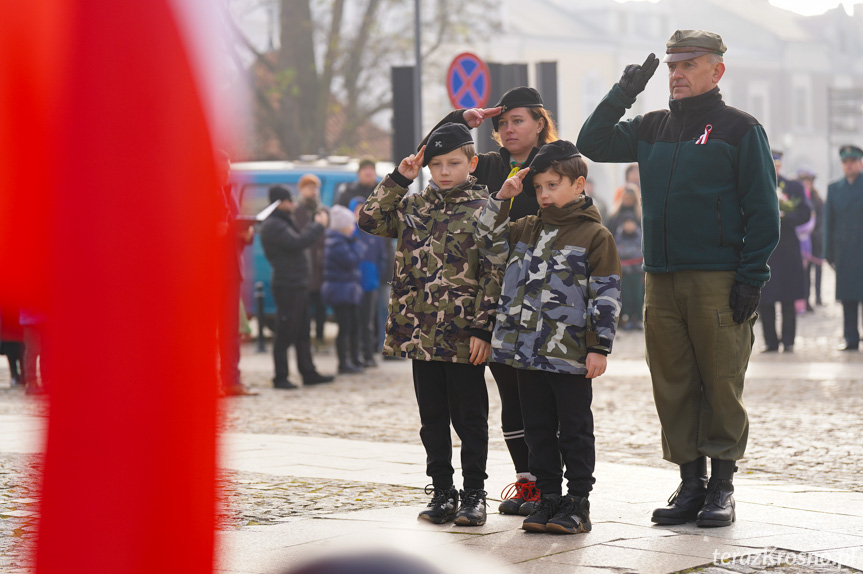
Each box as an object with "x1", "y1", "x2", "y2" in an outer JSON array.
[{"x1": 577, "y1": 30, "x2": 779, "y2": 528}]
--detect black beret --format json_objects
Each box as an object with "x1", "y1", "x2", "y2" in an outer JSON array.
[
  {"x1": 528, "y1": 140, "x2": 581, "y2": 174},
  {"x1": 492, "y1": 86, "x2": 543, "y2": 131},
  {"x1": 268, "y1": 184, "x2": 294, "y2": 203},
  {"x1": 423, "y1": 123, "x2": 474, "y2": 167}
]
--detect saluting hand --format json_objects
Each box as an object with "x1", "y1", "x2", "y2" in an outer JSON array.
[
  {"x1": 619, "y1": 53, "x2": 660, "y2": 98},
  {"x1": 463, "y1": 106, "x2": 502, "y2": 128},
  {"x1": 397, "y1": 145, "x2": 425, "y2": 180},
  {"x1": 496, "y1": 167, "x2": 530, "y2": 200}
]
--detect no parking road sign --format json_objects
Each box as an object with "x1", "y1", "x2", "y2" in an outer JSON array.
[{"x1": 447, "y1": 52, "x2": 491, "y2": 110}]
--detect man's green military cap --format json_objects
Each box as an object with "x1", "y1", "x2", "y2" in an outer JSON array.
[
  {"x1": 663, "y1": 30, "x2": 727, "y2": 63},
  {"x1": 839, "y1": 145, "x2": 863, "y2": 160}
]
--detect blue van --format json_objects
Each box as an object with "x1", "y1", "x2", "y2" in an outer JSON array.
[{"x1": 229, "y1": 159, "x2": 390, "y2": 323}]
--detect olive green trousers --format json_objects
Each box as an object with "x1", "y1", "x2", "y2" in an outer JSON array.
[{"x1": 644, "y1": 270, "x2": 756, "y2": 464}]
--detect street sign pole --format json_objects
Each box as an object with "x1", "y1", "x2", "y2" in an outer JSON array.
[{"x1": 414, "y1": 0, "x2": 424, "y2": 189}]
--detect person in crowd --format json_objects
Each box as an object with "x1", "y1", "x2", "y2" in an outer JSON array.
[
  {"x1": 349, "y1": 197, "x2": 388, "y2": 368},
  {"x1": 358, "y1": 123, "x2": 501, "y2": 527},
  {"x1": 824, "y1": 145, "x2": 863, "y2": 352},
  {"x1": 217, "y1": 150, "x2": 257, "y2": 396},
  {"x1": 615, "y1": 212, "x2": 645, "y2": 330},
  {"x1": 758, "y1": 151, "x2": 811, "y2": 353},
  {"x1": 605, "y1": 183, "x2": 642, "y2": 236},
  {"x1": 797, "y1": 167, "x2": 824, "y2": 309},
  {"x1": 578, "y1": 30, "x2": 779, "y2": 528},
  {"x1": 613, "y1": 163, "x2": 641, "y2": 204},
  {"x1": 335, "y1": 158, "x2": 379, "y2": 208},
  {"x1": 476, "y1": 141, "x2": 621, "y2": 535},
  {"x1": 259, "y1": 185, "x2": 334, "y2": 389},
  {"x1": 322, "y1": 205, "x2": 366, "y2": 374},
  {"x1": 583, "y1": 178, "x2": 608, "y2": 222},
  {"x1": 19, "y1": 308, "x2": 46, "y2": 394},
  {"x1": 0, "y1": 307, "x2": 24, "y2": 386},
  {"x1": 293, "y1": 174, "x2": 329, "y2": 352},
  {"x1": 422, "y1": 85, "x2": 559, "y2": 516}
]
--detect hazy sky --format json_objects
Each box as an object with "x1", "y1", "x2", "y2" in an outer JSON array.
[
  {"x1": 619, "y1": 0, "x2": 861, "y2": 16},
  {"x1": 769, "y1": 0, "x2": 861, "y2": 15}
]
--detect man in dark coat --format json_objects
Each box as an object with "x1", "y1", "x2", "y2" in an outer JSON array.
[
  {"x1": 259, "y1": 185, "x2": 334, "y2": 388},
  {"x1": 758, "y1": 151, "x2": 811, "y2": 352},
  {"x1": 334, "y1": 159, "x2": 379, "y2": 208},
  {"x1": 824, "y1": 145, "x2": 863, "y2": 351}
]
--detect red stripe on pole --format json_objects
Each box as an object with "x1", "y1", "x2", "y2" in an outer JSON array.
[{"x1": 0, "y1": 1, "x2": 224, "y2": 572}]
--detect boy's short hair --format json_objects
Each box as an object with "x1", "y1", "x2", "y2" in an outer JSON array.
[
  {"x1": 541, "y1": 156, "x2": 589, "y2": 183},
  {"x1": 460, "y1": 143, "x2": 476, "y2": 161}
]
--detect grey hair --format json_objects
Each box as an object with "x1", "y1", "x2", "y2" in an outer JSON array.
[{"x1": 707, "y1": 53, "x2": 724, "y2": 65}]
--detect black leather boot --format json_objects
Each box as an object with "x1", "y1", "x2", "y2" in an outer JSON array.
[
  {"x1": 651, "y1": 457, "x2": 707, "y2": 525},
  {"x1": 696, "y1": 459, "x2": 737, "y2": 527}
]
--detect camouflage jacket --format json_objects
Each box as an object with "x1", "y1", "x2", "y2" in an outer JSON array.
[
  {"x1": 358, "y1": 174, "x2": 502, "y2": 363},
  {"x1": 476, "y1": 194, "x2": 621, "y2": 375}
]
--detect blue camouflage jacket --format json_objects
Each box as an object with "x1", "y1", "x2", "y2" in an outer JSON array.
[{"x1": 476, "y1": 193, "x2": 622, "y2": 375}]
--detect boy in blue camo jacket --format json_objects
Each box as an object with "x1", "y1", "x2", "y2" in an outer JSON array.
[{"x1": 476, "y1": 140, "x2": 621, "y2": 535}]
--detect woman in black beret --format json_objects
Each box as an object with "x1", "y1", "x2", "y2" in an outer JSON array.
[{"x1": 421, "y1": 86, "x2": 561, "y2": 515}]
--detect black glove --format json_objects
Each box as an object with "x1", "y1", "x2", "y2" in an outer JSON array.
[
  {"x1": 729, "y1": 282, "x2": 760, "y2": 324},
  {"x1": 619, "y1": 53, "x2": 660, "y2": 98}
]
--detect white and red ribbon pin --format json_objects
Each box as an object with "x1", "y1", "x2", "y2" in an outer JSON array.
[{"x1": 695, "y1": 124, "x2": 713, "y2": 145}]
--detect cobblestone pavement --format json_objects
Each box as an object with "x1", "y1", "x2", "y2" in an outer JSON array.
[{"x1": 0, "y1": 267, "x2": 860, "y2": 573}]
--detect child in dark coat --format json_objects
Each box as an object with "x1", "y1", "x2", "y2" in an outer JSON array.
[{"x1": 321, "y1": 205, "x2": 365, "y2": 373}]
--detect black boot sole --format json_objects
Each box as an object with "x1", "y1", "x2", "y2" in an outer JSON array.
[
  {"x1": 696, "y1": 514, "x2": 735, "y2": 527},
  {"x1": 651, "y1": 515, "x2": 694, "y2": 525}
]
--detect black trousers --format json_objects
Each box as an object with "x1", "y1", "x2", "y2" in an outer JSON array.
[
  {"x1": 358, "y1": 290, "x2": 379, "y2": 360},
  {"x1": 489, "y1": 362, "x2": 530, "y2": 474},
  {"x1": 517, "y1": 369, "x2": 595, "y2": 498},
  {"x1": 272, "y1": 285, "x2": 316, "y2": 383},
  {"x1": 333, "y1": 304, "x2": 361, "y2": 367},
  {"x1": 759, "y1": 301, "x2": 796, "y2": 349},
  {"x1": 412, "y1": 360, "x2": 489, "y2": 490},
  {"x1": 308, "y1": 290, "x2": 326, "y2": 342},
  {"x1": 843, "y1": 300, "x2": 862, "y2": 346}
]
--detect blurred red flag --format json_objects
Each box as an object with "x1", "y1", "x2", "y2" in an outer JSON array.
[{"x1": 2, "y1": 1, "x2": 225, "y2": 573}]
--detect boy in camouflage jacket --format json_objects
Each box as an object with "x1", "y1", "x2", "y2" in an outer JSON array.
[
  {"x1": 475, "y1": 140, "x2": 621, "y2": 535},
  {"x1": 358, "y1": 123, "x2": 501, "y2": 527}
]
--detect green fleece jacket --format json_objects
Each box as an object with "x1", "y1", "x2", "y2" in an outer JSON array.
[{"x1": 577, "y1": 84, "x2": 779, "y2": 287}]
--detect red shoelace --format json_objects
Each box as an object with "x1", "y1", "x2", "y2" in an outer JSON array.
[{"x1": 500, "y1": 480, "x2": 540, "y2": 502}]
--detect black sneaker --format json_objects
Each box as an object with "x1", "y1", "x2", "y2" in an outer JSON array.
[
  {"x1": 303, "y1": 372, "x2": 335, "y2": 385},
  {"x1": 522, "y1": 494, "x2": 560, "y2": 533},
  {"x1": 546, "y1": 494, "x2": 591, "y2": 534},
  {"x1": 417, "y1": 485, "x2": 459, "y2": 524},
  {"x1": 498, "y1": 478, "x2": 536, "y2": 515},
  {"x1": 454, "y1": 488, "x2": 487, "y2": 526}
]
